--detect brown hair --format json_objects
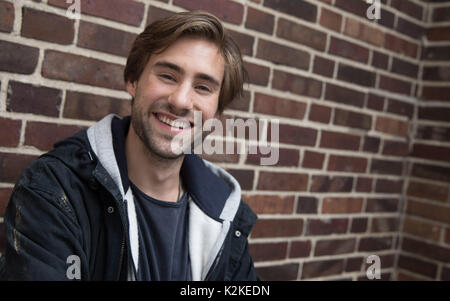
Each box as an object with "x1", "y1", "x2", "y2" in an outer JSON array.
[{"x1": 124, "y1": 11, "x2": 246, "y2": 113}]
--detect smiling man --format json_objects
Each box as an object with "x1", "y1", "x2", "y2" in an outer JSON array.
[{"x1": 0, "y1": 11, "x2": 258, "y2": 281}]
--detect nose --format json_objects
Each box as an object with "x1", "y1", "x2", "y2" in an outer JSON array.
[{"x1": 168, "y1": 82, "x2": 193, "y2": 113}]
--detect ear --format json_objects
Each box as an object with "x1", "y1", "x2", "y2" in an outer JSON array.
[{"x1": 126, "y1": 81, "x2": 137, "y2": 98}]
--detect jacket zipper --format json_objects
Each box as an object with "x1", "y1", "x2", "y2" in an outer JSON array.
[
  {"x1": 204, "y1": 244, "x2": 224, "y2": 281},
  {"x1": 116, "y1": 233, "x2": 126, "y2": 281}
]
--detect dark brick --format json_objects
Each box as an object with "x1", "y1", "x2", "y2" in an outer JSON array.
[
  {"x1": 366, "y1": 198, "x2": 399, "y2": 213},
  {"x1": 77, "y1": 21, "x2": 136, "y2": 57},
  {"x1": 356, "y1": 177, "x2": 373, "y2": 192},
  {"x1": 227, "y1": 30, "x2": 254, "y2": 56},
  {"x1": 320, "y1": 130, "x2": 360, "y2": 151},
  {"x1": 21, "y1": 8, "x2": 75, "y2": 45},
  {"x1": 345, "y1": 257, "x2": 363, "y2": 272},
  {"x1": 351, "y1": 217, "x2": 368, "y2": 233},
  {"x1": 391, "y1": 58, "x2": 419, "y2": 79},
  {"x1": 371, "y1": 217, "x2": 400, "y2": 233},
  {"x1": 407, "y1": 180, "x2": 448, "y2": 202},
  {"x1": 257, "y1": 172, "x2": 308, "y2": 192},
  {"x1": 379, "y1": 75, "x2": 412, "y2": 96},
  {"x1": 302, "y1": 259, "x2": 344, "y2": 279},
  {"x1": 329, "y1": 37, "x2": 370, "y2": 63},
  {"x1": 0, "y1": 152, "x2": 38, "y2": 183},
  {"x1": 309, "y1": 104, "x2": 331, "y2": 124},
  {"x1": 272, "y1": 70, "x2": 322, "y2": 99},
  {"x1": 249, "y1": 242, "x2": 287, "y2": 262},
  {"x1": 257, "y1": 40, "x2": 310, "y2": 70},
  {"x1": 337, "y1": 64, "x2": 376, "y2": 87},
  {"x1": 7, "y1": 81, "x2": 62, "y2": 117},
  {"x1": 0, "y1": 1, "x2": 14, "y2": 33},
  {"x1": 313, "y1": 56, "x2": 334, "y2": 78},
  {"x1": 314, "y1": 238, "x2": 356, "y2": 256},
  {"x1": 278, "y1": 124, "x2": 317, "y2": 147},
  {"x1": 391, "y1": 0, "x2": 423, "y2": 20},
  {"x1": 246, "y1": 148, "x2": 299, "y2": 167},
  {"x1": 423, "y1": 66, "x2": 450, "y2": 81},
  {"x1": 256, "y1": 263, "x2": 299, "y2": 281},
  {"x1": 372, "y1": 51, "x2": 389, "y2": 70},
  {"x1": 0, "y1": 117, "x2": 21, "y2": 147},
  {"x1": 296, "y1": 196, "x2": 318, "y2": 214},
  {"x1": 325, "y1": 83, "x2": 366, "y2": 108},
  {"x1": 387, "y1": 98, "x2": 415, "y2": 118},
  {"x1": 289, "y1": 240, "x2": 312, "y2": 258},
  {"x1": 422, "y1": 86, "x2": 450, "y2": 102},
  {"x1": 311, "y1": 175, "x2": 353, "y2": 193},
  {"x1": 419, "y1": 106, "x2": 450, "y2": 122},
  {"x1": 306, "y1": 218, "x2": 349, "y2": 236},
  {"x1": 253, "y1": 93, "x2": 305, "y2": 119},
  {"x1": 371, "y1": 159, "x2": 404, "y2": 175},
  {"x1": 277, "y1": 18, "x2": 327, "y2": 51},
  {"x1": 327, "y1": 155, "x2": 367, "y2": 173},
  {"x1": 367, "y1": 93, "x2": 385, "y2": 111},
  {"x1": 244, "y1": 62, "x2": 270, "y2": 86},
  {"x1": 0, "y1": 40, "x2": 39, "y2": 74},
  {"x1": 423, "y1": 46, "x2": 450, "y2": 61},
  {"x1": 252, "y1": 218, "x2": 303, "y2": 238},
  {"x1": 412, "y1": 163, "x2": 450, "y2": 183},
  {"x1": 24, "y1": 122, "x2": 85, "y2": 151},
  {"x1": 396, "y1": 17, "x2": 425, "y2": 40},
  {"x1": 245, "y1": 7, "x2": 274, "y2": 34},
  {"x1": 173, "y1": 0, "x2": 243, "y2": 25},
  {"x1": 264, "y1": 0, "x2": 317, "y2": 23},
  {"x1": 398, "y1": 255, "x2": 437, "y2": 279},
  {"x1": 335, "y1": 0, "x2": 368, "y2": 18},
  {"x1": 411, "y1": 143, "x2": 450, "y2": 163},
  {"x1": 0, "y1": 187, "x2": 13, "y2": 216},
  {"x1": 333, "y1": 109, "x2": 372, "y2": 130},
  {"x1": 302, "y1": 150, "x2": 325, "y2": 170},
  {"x1": 359, "y1": 236, "x2": 394, "y2": 251},
  {"x1": 363, "y1": 136, "x2": 381, "y2": 153}
]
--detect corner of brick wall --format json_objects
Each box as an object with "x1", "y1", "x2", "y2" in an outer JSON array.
[{"x1": 0, "y1": 0, "x2": 449, "y2": 281}]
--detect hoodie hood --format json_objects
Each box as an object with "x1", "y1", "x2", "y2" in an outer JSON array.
[{"x1": 84, "y1": 114, "x2": 244, "y2": 280}]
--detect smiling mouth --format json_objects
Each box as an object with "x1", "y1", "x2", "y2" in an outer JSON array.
[{"x1": 153, "y1": 112, "x2": 192, "y2": 130}]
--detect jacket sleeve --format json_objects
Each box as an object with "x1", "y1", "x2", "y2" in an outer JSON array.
[{"x1": 0, "y1": 160, "x2": 86, "y2": 281}]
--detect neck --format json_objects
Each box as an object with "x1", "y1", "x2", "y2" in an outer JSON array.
[{"x1": 125, "y1": 125, "x2": 184, "y2": 202}]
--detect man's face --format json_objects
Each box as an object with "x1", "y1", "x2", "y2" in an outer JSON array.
[{"x1": 126, "y1": 37, "x2": 225, "y2": 159}]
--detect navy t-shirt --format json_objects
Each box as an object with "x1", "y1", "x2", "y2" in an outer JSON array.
[{"x1": 130, "y1": 181, "x2": 191, "y2": 281}]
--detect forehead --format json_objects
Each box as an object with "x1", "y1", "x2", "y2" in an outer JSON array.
[{"x1": 146, "y1": 37, "x2": 225, "y2": 79}]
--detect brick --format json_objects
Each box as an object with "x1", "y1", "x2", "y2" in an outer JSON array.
[
  {"x1": 7, "y1": 81, "x2": 62, "y2": 117},
  {"x1": 245, "y1": 7, "x2": 274, "y2": 35},
  {"x1": 411, "y1": 143, "x2": 450, "y2": 163},
  {"x1": 21, "y1": 8, "x2": 74, "y2": 45},
  {"x1": 333, "y1": 108, "x2": 372, "y2": 130},
  {"x1": 272, "y1": 70, "x2": 322, "y2": 99},
  {"x1": 327, "y1": 155, "x2": 367, "y2": 173},
  {"x1": 24, "y1": 122, "x2": 85, "y2": 151},
  {"x1": 433, "y1": 6, "x2": 450, "y2": 22},
  {"x1": 398, "y1": 255, "x2": 437, "y2": 279},
  {"x1": 419, "y1": 106, "x2": 450, "y2": 123},
  {"x1": 384, "y1": 33, "x2": 418, "y2": 59},
  {"x1": 412, "y1": 163, "x2": 450, "y2": 183},
  {"x1": 48, "y1": 0, "x2": 144, "y2": 26},
  {"x1": 173, "y1": 0, "x2": 243, "y2": 25},
  {"x1": 301, "y1": 259, "x2": 344, "y2": 279},
  {"x1": 225, "y1": 169, "x2": 253, "y2": 190},
  {"x1": 243, "y1": 194, "x2": 294, "y2": 214},
  {"x1": 387, "y1": 98, "x2": 414, "y2": 118},
  {"x1": 322, "y1": 197, "x2": 363, "y2": 214},
  {"x1": 296, "y1": 196, "x2": 318, "y2": 214},
  {"x1": 363, "y1": 136, "x2": 380, "y2": 153},
  {"x1": 416, "y1": 126, "x2": 450, "y2": 143},
  {"x1": 0, "y1": 187, "x2": 13, "y2": 216},
  {"x1": 371, "y1": 51, "x2": 389, "y2": 70},
  {"x1": 379, "y1": 75, "x2": 412, "y2": 96},
  {"x1": 441, "y1": 267, "x2": 450, "y2": 281},
  {"x1": 422, "y1": 86, "x2": 450, "y2": 102},
  {"x1": 391, "y1": 58, "x2": 419, "y2": 79},
  {"x1": 366, "y1": 198, "x2": 399, "y2": 213},
  {"x1": 375, "y1": 179, "x2": 403, "y2": 194},
  {"x1": 308, "y1": 104, "x2": 331, "y2": 124},
  {"x1": 77, "y1": 21, "x2": 136, "y2": 57},
  {"x1": 257, "y1": 40, "x2": 310, "y2": 70},
  {"x1": 249, "y1": 242, "x2": 287, "y2": 262},
  {"x1": 277, "y1": 18, "x2": 327, "y2": 51},
  {"x1": 351, "y1": 217, "x2": 368, "y2": 233},
  {"x1": 302, "y1": 150, "x2": 325, "y2": 170},
  {"x1": 0, "y1": 40, "x2": 39, "y2": 74},
  {"x1": 329, "y1": 37, "x2": 370, "y2": 63},
  {"x1": 146, "y1": 6, "x2": 174, "y2": 25},
  {"x1": 320, "y1": 130, "x2": 360, "y2": 151},
  {"x1": 278, "y1": 124, "x2": 317, "y2": 147},
  {"x1": 257, "y1": 171, "x2": 308, "y2": 191},
  {"x1": 396, "y1": 17, "x2": 425, "y2": 40},
  {"x1": 306, "y1": 218, "x2": 348, "y2": 236},
  {"x1": 335, "y1": 0, "x2": 368, "y2": 18},
  {"x1": 337, "y1": 64, "x2": 376, "y2": 87},
  {"x1": 359, "y1": 236, "x2": 394, "y2": 252},
  {"x1": 344, "y1": 18, "x2": 384, "y2": 47},
  {"x1": 320, "y1": 8, "x2": 342, "y2": 32},
  {"x1": 0, "y1": 152, "x2": 38, "y2": 183},
  {"x1": 377, "y1": 8, "x2": 395, "y2": 30},
  {"x1": 244, "y1": 62, "x2": 270, "y2": 86},
  {"x1": 446, "y1": 228, "x2": 450, "y2": 245},
  {"x1": 42, "y1": 50, "x2": 124, "y2": 90},
  {"x1": 311, "y1": 176, "x2": 353, "y2": 193},
  {"x1": 325, "y1": 83, "x2": 366, "y2": 108},
  {"x1": 264, "y1": 0, "x2": 317, "y2": 23},
  {"x1": 423, "y1": 46, "x2": 450, "y2": 61},
  {"x1": 315, "y1": 238, "x2": 356, "y2": 256},
  {"x1": 253, "y1": 93, "x2": 306, "y2": 119},
  {"x1": 227, "y1": 90, "x2": 250, "y2": 112},
  {"x1": 422, "y1": 66, "x2": 450, "y2": 82},
  {"x1": 64, "y1": 91, "x2": 130, "y2": 121},
  {"x1": 407, "y1": 180, "x2": 448, "y2": 202},
  {"x1": 313, "y1": 56, "x2": 334, "y2": 78},
  {"x1": 255, "y1": 263, "x2": 299, "y2": 281},
  {"x1": 375, "y1": 116, "x2": 409, "y2": 137},
  {"x1": 0, "y1": 117, "x2": 21, "y2": 147},
  {"x1": 407, "y1": 200, "x2": 450, "y2": 224},
  {"x1": 371, "y1": 159, "x2": 403, "y2": 176},
  {"x1": 289, "y1": 240, "x2": 312, "y2": 258},
  {"x1": 382, "y1": 140, "x2": 409, "y2": 157},
  {"x1": 0, "y1": 1, "x2": 14, "y2": 33},
  {"x1": 345, "y1": 257, "x2": 363, "y2": 272},
  {"x1": 227, "y1": 30, "x2": 254, "y2": 56},
  {"x1": 246, "y1": 148, "x2": 299, "y2": 167},
  {"x1": 402, "y1": 237, "x2": 450, "y2": 263},
  {"x1": 252, "y1": 218, "x2": 303, "y2": 238},
  {"x1": 391, "y1": 0, "x2": 423, "y2": 20},
  {"x1": 371, "y1": 217, "x2": 400, "y2": 233},
  {"x1": 427, "y1": 26, "x2": 450, "y2": 42},
  {"x1": 356, "y1": 177, "x2": 372, "y2": 193},
  {"x1": 402, "y1": 217, "x2": 441, "y2": 242}
]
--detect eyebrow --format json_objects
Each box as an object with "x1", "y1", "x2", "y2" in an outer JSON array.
[{"x1": 154, "y1": 61, "x2": 221, "y2": 88}]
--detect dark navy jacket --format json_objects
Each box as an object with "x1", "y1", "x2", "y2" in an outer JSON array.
[{"x1": 0, "y1": 114, "x2": 258, "y2": 281}]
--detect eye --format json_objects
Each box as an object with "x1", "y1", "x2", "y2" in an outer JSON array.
[
  {"x1": 195, "y1": 85, "x2": 212, "y2": 94},
  {"x1": 159, "y1": 74, "x2": 176, "y2": 82}
]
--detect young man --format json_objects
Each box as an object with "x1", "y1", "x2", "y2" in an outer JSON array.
[{"x1": 0, "y1": 11, "x2": 258, "y2": 281}]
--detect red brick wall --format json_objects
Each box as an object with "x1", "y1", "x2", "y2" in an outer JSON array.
[{"x1": 0, "y1": 0, "x2": 449, "y2": 281}]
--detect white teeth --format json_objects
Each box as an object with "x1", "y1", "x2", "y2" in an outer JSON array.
[{"x1": 156, "y1": 114, "x2": 190, "y2": 129}]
